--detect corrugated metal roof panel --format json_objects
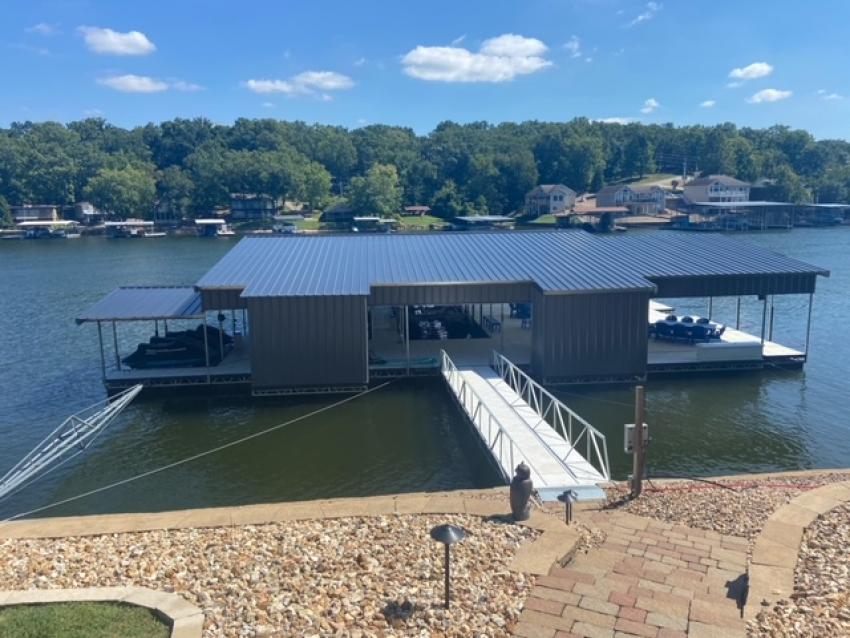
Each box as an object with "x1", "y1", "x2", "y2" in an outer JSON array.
[
  {"x1": 195, "y1": 231, "x2": 827, "y2": 298},
  {"x1": 76, "y1": 287, "x2": 203, "y2": 323}
]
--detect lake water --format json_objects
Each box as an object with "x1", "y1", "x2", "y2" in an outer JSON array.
[{"x1": 0, "y1": 229, "x2": 848, "y2": 520}]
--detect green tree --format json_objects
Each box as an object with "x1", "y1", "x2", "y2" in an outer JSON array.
[
  {"x1": 0, "y1": 194, "x2": 11, "y2": 227},
  {"x1": 156, "y1": 166, "x2": 195, "y2": 217},
  {"x1": 764, "y1": 165, "x2": 810, "y2": 204},
  {"x1": 348, "y1": 163, "x2": 402, "y2": 217},
  {"x1": 430, "y1": 180, "x2": 466, "y2": 219},
  {"x1": 296, "y1": 161, "x2": 332, "y2": 211},
  {"x1": 84, "y1": 166, "x2": 156, "y2": 219}
]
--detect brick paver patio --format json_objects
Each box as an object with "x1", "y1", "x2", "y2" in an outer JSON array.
[{"x1": 513, "y1": 508, "x2": 748, "y2": 638}]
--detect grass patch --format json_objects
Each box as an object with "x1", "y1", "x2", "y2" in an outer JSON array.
[
  {"x1": 0, "y1": 602, "x2": 170, "y2": 638},
  {"x1": 397, "y1": 214, "x2": 446, "y2": 230},
  {"x1": 294, "y1": 217, "x2": 322, "y2": 231}
]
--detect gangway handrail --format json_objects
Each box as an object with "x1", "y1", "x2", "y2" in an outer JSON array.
[
  {"x1": 439, "y1": 351, "x2": 549, "y2": 486},
  {"x1": 0, "y1": 384, "x2": 144, "y2": 500},
  {"x1": 490, "y1": 351, "x2": 610, "y2": 481}
]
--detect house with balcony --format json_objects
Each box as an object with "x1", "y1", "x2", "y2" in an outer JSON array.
[
  {"x1": 683, "y1": 175, "x2": 750, "y2": 204},
  {"x1": 596, "y1": 185, "x2": 666, "y2": 215},
  {"x1": 524, "y1": 184, "x2": 577, "y2": 218},
  {"x1": 229, "y1": 193, "x2": 281, "y2": 220}
]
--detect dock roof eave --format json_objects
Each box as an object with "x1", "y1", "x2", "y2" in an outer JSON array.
[{"x1": 76, "y1": 286, "x2": 205, "y2": 324}]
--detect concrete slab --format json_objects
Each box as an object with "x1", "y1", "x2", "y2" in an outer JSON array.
[{"x1": 509, "y1": 529, "x2": 579, "y2": 575}]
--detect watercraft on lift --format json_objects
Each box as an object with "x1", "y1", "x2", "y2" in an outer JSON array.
[
  {"x1": 122, "y1": 324, "x2": 233, "y2": 369},
  {"x1": 105, "y1": 219, "x2": 166, "y2": 238}
]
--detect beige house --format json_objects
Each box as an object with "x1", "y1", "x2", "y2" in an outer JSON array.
[
  {"x1": 596, "y1": 185, "x2": 666, "y2": 215},
  {"x1": 683, "y1": 175, "x2": 750, "y2": 204},
  {"x1": 524, "y1": 184, "x2": 577, "y2": 217}
]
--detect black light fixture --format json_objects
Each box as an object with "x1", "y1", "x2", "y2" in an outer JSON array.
[
  {"x1": 430, "y1": 523, "x2": 467, "y2": 609},
  {"x1": 558, "y1": 489, "x2": 578, "y2": 525}
]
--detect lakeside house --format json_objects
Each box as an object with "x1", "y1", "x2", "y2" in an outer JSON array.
[
  {"x1": 596, "y1": 185, "x2": 665, "y2": 215},
  {"x1": 229, "y1": 193, "x2": 281, "y2": 220},
  {"x1": 683, "y1": 175, "x2": 750, "y2": 204},
  {"x1": 524, "y1": 184, "x2": 577, "y2": 217},
  {"x1": 402, "y1": 205, "x2": 431, "y2": 217},
  {"x1": 320, "y1": 203, "x2": 356, "y2": 226},
  {"x1": 11, "y1": 204, "x2": 59, "y2": 222}
]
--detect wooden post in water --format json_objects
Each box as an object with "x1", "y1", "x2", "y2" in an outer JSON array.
[
  {"x1": 804, "y1": 293, "x2": 814, "y2": 357},
  {"x1": 736, "y1": 297, "x2": 741, "y2": 329},
  {"x1": 96, "y1": 321, "x2": 106, "y2": 380},
  {"x1": 768, "y1": 296, "x2": 775, "y2": 342},
  {"x1": 112, "y1": 321, "x2": 121, "y2": 371},
  {"x1": 404, "y1": 305, "x2": 410, "y2": 376},
  {"x1": 631, "y1": 385, "x2": 646, "y2": 499}
]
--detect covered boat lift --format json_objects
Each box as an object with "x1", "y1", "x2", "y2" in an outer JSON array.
[{"x1": 76, "y1": 286, "x2": 250, "y2": 391}]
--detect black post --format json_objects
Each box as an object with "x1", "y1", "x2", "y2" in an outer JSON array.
[{"x1": 444, "y1": 544, "x2": 451, "y2": 609}]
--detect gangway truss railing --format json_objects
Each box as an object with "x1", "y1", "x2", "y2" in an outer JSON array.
[
  {"x1": 0, "y1": 384, "x2": 144, "y2": 501},
  {"x1": 490, "y1": 351, "x2": 610, "y2": 481},
  {"x1": 440, "y1": 351, "x2": 550, "y2": 486}
]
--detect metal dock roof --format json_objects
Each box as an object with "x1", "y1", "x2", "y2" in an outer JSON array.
[
  {"x1": 195, "y1": 231, "x2": 828, "y2": 298},
  {"x1": 76, "y1": 286, "x2": 204, "y2": 323}
]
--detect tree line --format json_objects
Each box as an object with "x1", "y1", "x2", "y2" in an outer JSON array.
[{"x1": 1, "y1": 116, "x2": 849, "y2": 224}]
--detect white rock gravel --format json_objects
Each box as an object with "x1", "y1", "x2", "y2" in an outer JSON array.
[
  {"x1": 605, "y1": 473, "x2": 850, "y2": 540},
  {"x1": 749, "y1": 501, "x2": 850, "y2": 637},
  {"x1": 0, "y1": 513, "x2": 538, "y2": 637}
]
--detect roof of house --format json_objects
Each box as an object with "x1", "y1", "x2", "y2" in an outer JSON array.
[
  {"x1": 530, "y1": 184, "x2": 576, "y2": 195},
  {"x1": 196, "y1": 230, "x2": 827, "y2": 298},
  {"x1": 404, "y1": 205, "x2": 431, "y2": 211},
  {"x1": 685, "y1": 175, "x2": 750, "y2": 188}
]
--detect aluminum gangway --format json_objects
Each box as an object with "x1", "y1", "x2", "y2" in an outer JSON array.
[
  {"x1": 440, "y1": 351, "x2": 609, "y2": 499},
  {"x1": 0, "y1": 384, "x2": 143, "y2": 501}
]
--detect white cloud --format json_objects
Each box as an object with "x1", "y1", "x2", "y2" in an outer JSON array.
[
  {"x1": 83, "y1": 108, "x2": 104, "y2": 117},
  {"x1": 26, "y1": 23, "x2": 59, "y2": 36},
  {"x1": 641, "y1": 97, "x2": 660, "y2": 114},
  {"x1": 450, "y1": 35, "x2": 466, "y2": 46},
  {"x1": 354, "y1": 57, "x2": 367, "y2": 67},
  {"x1": 746, "y1": 88, "x2": 792, "y2": 104},
  {"x1": 700, "y1": 100, "x2": 716, "y2": 108},
  {"x1": 78, "y1": 26, "x2": 156, "y2": 55},
  {"x1": 261, "y1": 102, "x2": 276, "y2": 108},
  {"x1": 401, "y1": 33, "x2": 551, "y2": 83},
  {"x1": 585, "y1": 57, "x2": 593, "y2": 63},
  {"x1": 729, "y1": 62, "x2": 773, "y2": 81},
  {"x1": 593, "y1": 117, "x2": 637, "y2": 125},
  {"x1": 97, "y1": 74, "x2": 168, "y2": 93},
  {"x1": 726, "y1": 81, "x2": 743, "y2": 89},
  {"x1": 244, "y1": 71, "x2": 354, "y2": 97},
  {"x1": 817, "y1": 89, "x2": 843, "y2": 101},
  {"x1": 564, "y1": 35, "x2": 581, "y2": 58},
  {"x1": 171, "y1": 80, "x2": 204, "y2": 92},
  {"x1": 627, "y1": 2, "x2": 662, "y2": 27}
]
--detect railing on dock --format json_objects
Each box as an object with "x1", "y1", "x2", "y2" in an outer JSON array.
[
  {"x1": 490, "y1": 351, "x2": 610, "y2": 481},
  {"x1": 440, "y1": 350, "x2": 544, "y2": 485}
]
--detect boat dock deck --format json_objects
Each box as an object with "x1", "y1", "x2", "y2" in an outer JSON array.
[
  {"x1": 104, "y1": 340, "x2": 252, "y2": 390},
  {"x1": 441, "y1": 351, "x2": 609, "y2": 499},
  {"x1": 647, "y1": 302, "x2": 805, "y2": 373}
]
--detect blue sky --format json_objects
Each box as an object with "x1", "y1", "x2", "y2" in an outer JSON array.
[{"x1": 2, "y1": 0, "x2": 849, "y2": 139}]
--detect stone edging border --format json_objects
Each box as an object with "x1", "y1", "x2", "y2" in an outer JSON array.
[
  {"x1": 0, "y1": 586, "x2": 203, "y2": 638},
  {"x1": 745, "y1": 480, "x2": 850, "y2": 620}
]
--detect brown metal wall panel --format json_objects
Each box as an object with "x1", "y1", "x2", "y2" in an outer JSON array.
[
  {"x1": 368, "y1": 282, "x2": 533, "y2": 306},
  {"x1": 650, "y1": 273, "x2": 818, "y2": 298},
  {"x1": 201, "y1": 288, "x2": 247, "y2": 310},
  {"x1": 532, "y1": 291, "x2": 649, "y2": 381},
  {"x1": 248, "y1": 296, "x2": 368, "y2": 389}
]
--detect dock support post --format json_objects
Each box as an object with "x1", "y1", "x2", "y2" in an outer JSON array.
[
  {"x1": 736, "y1": 297, "x2": 741, "y2": 329},
  {"x1": 97, "y1": 321, "x2": 106, "y2": 380},
  {"x1": 405, "y1": 305, "x2": 410, "y2": 376},
  {"x1": 203, "y1": 314, "x2": 211, "y2": 384},
  {"x1": 760, "y1": 296, "x2": 767, "y2": 346},
  {"x1": 805, "y1": 293, "x2": 814, "y2": 356},
  {"x1": 631, "y1": 385, "x2": 646, "y2": 499},
  {"x1": 500, "y1": 303, "x2": 504, "y2": 352},
  {"x1": 111, "y1": 321, "x2": 121, "y2": 371},
  {"x1": 708, "y1": 297, "x2": 713, "y2": 319},
  {"x1": 768, "y1": 296, "x2": 775, "y2": 341}
]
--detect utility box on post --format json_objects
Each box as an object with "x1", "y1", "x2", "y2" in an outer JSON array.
[{"x1": 624, "y1": 422, "x2": 649, "y2": 454}]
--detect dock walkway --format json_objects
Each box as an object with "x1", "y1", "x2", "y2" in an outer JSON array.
[{"x1": 441, "y1": 351, "x2": 609, "y2": 497}]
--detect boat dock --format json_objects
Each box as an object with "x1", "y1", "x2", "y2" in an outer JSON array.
[
  {"x1": 646, "y1": 300, "x2": 807, "y2": 374},
  {"x1": 441, "y1": 350, "x2": 609, "y2": 500}
]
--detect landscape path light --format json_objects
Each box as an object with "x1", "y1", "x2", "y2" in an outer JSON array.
[
  {"x1": 429, "y1": 523, "x2": 467, "y2": 609},
  {"x1": 558, "y1": 488, "x2": 578, "y2": 525}
]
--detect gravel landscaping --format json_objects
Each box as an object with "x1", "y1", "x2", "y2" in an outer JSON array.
[
  {"x1": 749, "y1": 501, "x2": 850, "y2": 637},
  {"x1": 604, "y1": 472, "x2": 850, "y2": 540},
  {"x1": 0, "y1": 513, "x2": 538, "y2": 638}
]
